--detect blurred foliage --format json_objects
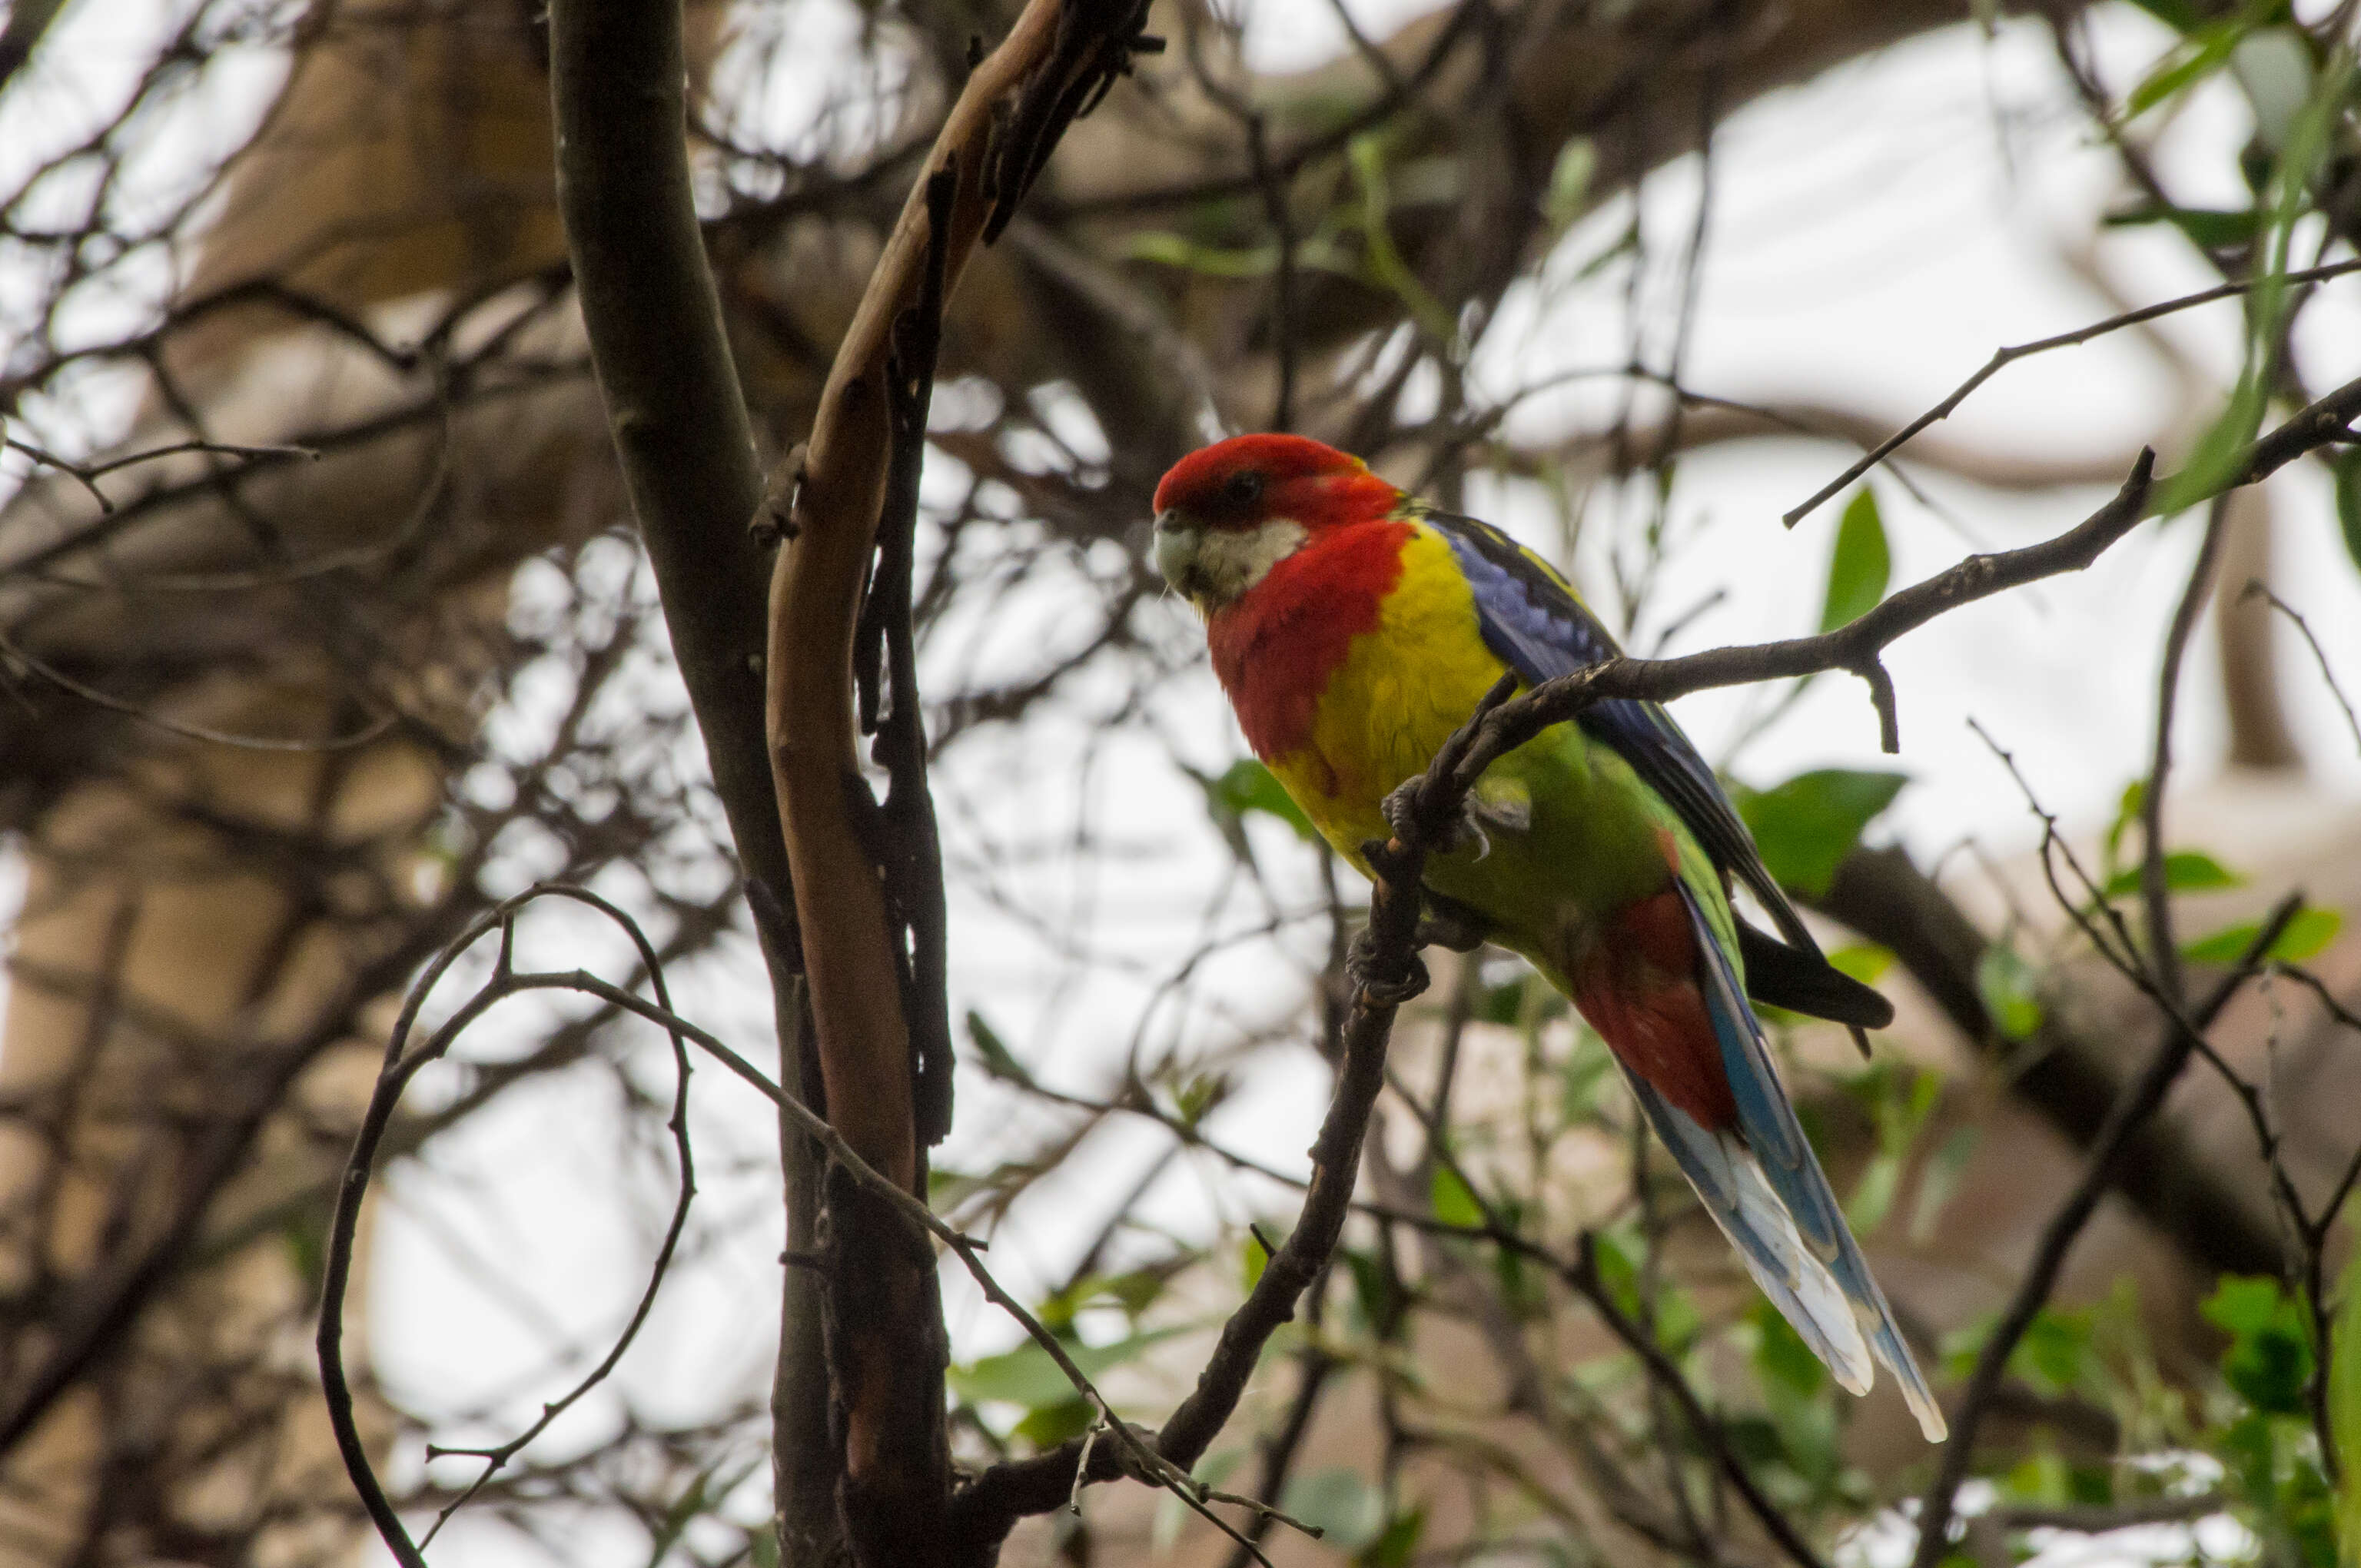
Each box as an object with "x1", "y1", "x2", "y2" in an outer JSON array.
[
  {"x1": 1731, "y1": 766, "x2": 1908, "y2": 897},
  {"x1": 1819, "y1": 487, "x2": 1891, "y2": 633}
]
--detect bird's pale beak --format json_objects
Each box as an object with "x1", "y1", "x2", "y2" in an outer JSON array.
[{"x1": 1151, "y1": 509, "x2": 1200, "y2": 591}]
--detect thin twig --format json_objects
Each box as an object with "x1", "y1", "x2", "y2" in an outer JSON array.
[
  {"x1": 2241, "y1": 580, "x2": 2361, "y2": 755},
  {"x1": 1784, "y1": 255, "x2": 2361, "y2": 526},
  {"x1": 0, "y1": 625, "x2": 400, "y2": 753},
  {"x1": 2140, "y1": 493, "x2": 2235, "y2": 1005},
  {"x1": 1906, "y1": 733, "x2": 2303, "y2": 1568},
  {"x1": 317, "y1": 886, "x2": 696, "y2": 1566}
]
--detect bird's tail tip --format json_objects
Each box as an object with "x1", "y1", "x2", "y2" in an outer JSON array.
[{"x1": 1861, "y1": 1311, "x2": 1948, "y2": 1443}]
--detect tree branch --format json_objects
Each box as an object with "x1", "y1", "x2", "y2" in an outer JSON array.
[{"x1": 546, "y1": 0, "x2": 834, "y2": 1552}]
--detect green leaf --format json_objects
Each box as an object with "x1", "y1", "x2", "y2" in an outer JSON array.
[
  {"x1": 1121, "y1": 231, "x2": 1277, "y2": 279},
  {"x1": 1826, "y1": 942, "x2": 1894, "y2": 986},
  {"x1": 1731, "y1": 768, "x2": 1908, "y2": 898},
  {"x1": 1541, "y1": 139, "x2": 1597, "y2": 234},
  {"x1": 1011, "y1": 1396, "x2": 1095, "y2": 1450},
  {"x1": 2102, "y1": 201, "x2": 2260, "y2": 250},
  {"x1": 1204, "y1": 757, "x2": 1317, "y2": 844},
  {"x1": 1749, "y1": 1298, "x2": 1828, "y2": 1397},
  {"x1": 1591, "y1": 1229, "x2": 1643, "y2": 1321},
  {"x1": 1819, "y1": 487, "x2": 1891, "y2": 633},
  {"x1": 1347, "y1": 134, "x2": 1457, "y2": 344},
  {"x1": 1241, "y1": 1230, "x2": 1270, "y2": 1293},
  {"x1": 2104, "y1": 779, "x2": 2147, "y2": 879},
  {"x1": 1910, "y1": 1125, "x2": 1980, "y2": 1246},
  {"x1": 1976, "y1": 944, "x2": 2045, "y2": 1041},
  {"x1": 2334, "y1": 449, "x2": 2361, "y2": 576},
  {"x1": 2332, "y1": 1246, "x2": 2361, "y2": 1563},
  {"x1": 1848, "y1": 1152, "x2": 1904, "y2": 1235},
  {"x1": 2099, "y1": 849, "x2": 2245, "y2": 899},
  {"x1": 2122, "y1": 20, "x2": 2246, "y2": 121},
  {"x1": 948, "y1": 1324, "x2": 1182, "y2": 1409},
  {"x1": 1343, "y1": 1244, "x2": 1408, "y2": 1340},
  {"x1": 1360, "y1": 1506, "x2": 1427, "y2": 1568},
  {"x1": 2203, "y1": 1275, "x2": 2314, "y2": 1415},
  {"x1": 2017, "y1": 1308, "x2": 2096, "y2": 1397},
  {"x1": 964, "y1": 1009, "x2": 1034, "y2": 1088},
  {"x1": 1168, "y1": 1069, "x2": 1233, "y2": 1129},
  {"x1": 2182, "y1": 906, "x2": 2342, "y2": 965},
  {"x1": 1280, "y1": 1467, "x2": 1387, "y2": 1554},
  {"x1": 1430, "y1": 1164, "x2": 1484, "y2": 1229}
]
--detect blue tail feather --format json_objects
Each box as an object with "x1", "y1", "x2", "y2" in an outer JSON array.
[{"x1": 1669, "y1": 879, "x2": 1948, "y2": 1441}]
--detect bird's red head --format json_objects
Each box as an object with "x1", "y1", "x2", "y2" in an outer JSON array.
[{"x1": 1152, "y1": 434, "x2": 1400, "y2": 609}]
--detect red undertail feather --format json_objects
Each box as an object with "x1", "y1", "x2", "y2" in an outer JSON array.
[
  {"x1": 1206, "y1": 520, "x2": 1413, "y2": 760},
  {"x1": 1572, "y1": 891, "x2": 1739, "y2": 1131}
]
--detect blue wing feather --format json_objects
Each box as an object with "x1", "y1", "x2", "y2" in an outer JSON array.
[
  {"x1": 1428, "y1": 517, "x2": 1779, "y2": 905},
  {"x1": 1423, "y1": 512, "x2": 1819, "y2": 950},
  {"x1": 1421, "y1": 509, "x2": 1903, "y2": 1064}
]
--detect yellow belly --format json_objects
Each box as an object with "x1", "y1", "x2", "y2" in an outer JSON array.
[{"x1": 1264, "y1": 527, "x2": 1511, "y2": 869}]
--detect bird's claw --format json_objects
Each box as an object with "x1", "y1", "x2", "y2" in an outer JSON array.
[
  {"x1": 1379, "y1": 779, "x2": 1495, "y2": 860},
  {"x1": 1379, "y1": 779, "x2": 1423, "y2": 846},
  {"x1": 1415, "y1": 899, "x2": 1489, "y2": 953},
  {"x1": 1347, "y1": 928, "x2": 1430, "y2": 1007}
]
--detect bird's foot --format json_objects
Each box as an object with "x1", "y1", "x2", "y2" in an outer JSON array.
[
  {"x1": 1347, "y1": 926, "x2": 1430, "y2": 1007},
  {"x1": 1415, "y1": 895, "x2": 1489, "y2": 953},
  {"x1": 1377, "y1": 779, "x2": 1424, "y2": 849}
]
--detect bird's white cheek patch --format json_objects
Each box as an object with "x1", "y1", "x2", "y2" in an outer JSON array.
[{"x1": 1187, "y1": 518, "x2": 1308, "y2": 606}]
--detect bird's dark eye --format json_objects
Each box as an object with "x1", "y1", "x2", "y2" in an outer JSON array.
[{"x1": 1222, "y1": 470, "x2": 1264, "y2": 507}]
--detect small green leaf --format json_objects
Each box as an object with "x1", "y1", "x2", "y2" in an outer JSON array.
[
  {"x1": 1591, "y1": 1230, "x2": 1643, "y2": 1321},
  {"x1": 1343, "y1": 1245, "x2": 1408, "y2": 1340},
  {"x1": 964, "y1": 1010, "x2": 1034, "y2": 1088},
  {"x1": 1241, "y1": 1231, "x2": 1270, "y2": 1292},
  {"x1": 2203, "y1": 1275, "x2": 2313, "y2": 1415},
  {"x1": 1430, "y1": 1164, "x2": 1484, "y2": 1229},
  {"x1": 1121, "y1": 231, "x2": 1277, "y2": 278},
  {"x1": 1011, "y1": 1396, "x2": 1096, "y2": 1450},
  {"x1": 949, "y1": 1325, "x2": 1182, "y2": 1409},
  {"x1": 2331, "y1": 1246, "x2": 2361, "y2": 1563},
  {"x1": 1910, "y1": 1125, "x2": 1980, "y2": 1245},
  {"x1": 1360, "y1": 1506, "x2": 1427, "y2": 1568},
  {"x1": 1976, "y1": 944, "x2": 2044, "y2": 1041},
  {"x1": 2017, "y1": 1307, "x2": 2096, "y2": 1397},
  {"x1": 1542, "y1": 139, "x2": 1597, "y2": 234},
  {"x1": 2102, "y1": 201, "x2": 2260, "y2": 250},
  {"x1": 2104, "y1": 779, "x2": 2147, "y2": 879},
  {"x1": 2334, "y1": 449, "x2": 2361, "y2": 576},
  {"x1": 1204, "y1": 757, "x2": 1317, "y2": 843},
  {"x1": 1826, "y1": 942, "x2": 1894, "y2": 986},
  {"x1": 1730, "y1": 768, "x2": 1908, "y2": 898},
  {"x1": 2122, "y1": 20, "x2": 2245, "y2": 121},
  {"x1": 1819, "y1": 487, "x2": 1891, "y2": 633},
  {"x1": 1749, "y1": 1298, "x2": 1828, "y2": 1397},
  {"x1": 2099, "y1": 849, "x2": 2245, "y2": 899},
  {"x1": 1280, "y1": 1468, "x2": 1387, "y2": 1553},
  {"x1": 1847, "y1": 1153, "x2": 1904, "y2": 1237},
  {"x1": 2182, "y1": 906, "x2": 2342, "y2": 965}
]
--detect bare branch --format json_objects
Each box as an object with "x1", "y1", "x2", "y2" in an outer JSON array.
[{"x1": 1785, "y1": 257, "x2": 2361, "y2": 526}]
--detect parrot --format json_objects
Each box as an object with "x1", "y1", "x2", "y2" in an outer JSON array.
[{"x1": 1151, "y1": 432, "x2": 1945, "y2": 1441}]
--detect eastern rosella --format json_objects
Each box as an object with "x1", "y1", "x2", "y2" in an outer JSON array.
[{"x1": 1152, "y1": 434, "x2": 1945, "y2": 1440}]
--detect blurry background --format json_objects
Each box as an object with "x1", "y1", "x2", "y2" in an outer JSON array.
[{"x1": 0, "y1": 0, "x2": 2356, "y2": 1562}]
